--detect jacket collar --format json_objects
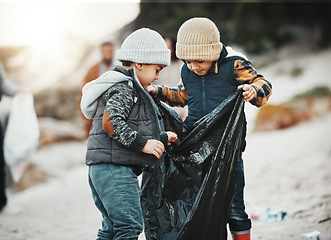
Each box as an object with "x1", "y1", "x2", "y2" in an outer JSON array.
[
  {"x1": 113, "y1": 65, "x2": 132, "y2": 77},
  {"x1": 201, "y1": 45, "x2": 229, "y2": 75},
  {"x1": 113, "y1": 65, "x2": 145, "y2": 90},
  {"x1": 210, "y1": 46, "x2": 229, "y2": 74}
]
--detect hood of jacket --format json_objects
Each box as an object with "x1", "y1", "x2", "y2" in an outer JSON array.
[
  {"x1": 225, "y1": 46, "x2": 248, "y2": 60},
  {"x1": 217, "y1": 46, "x2": 248, "y2": 65},
  {"x1": 80, "y1": 68, "x2": 132, "y2": 119}
]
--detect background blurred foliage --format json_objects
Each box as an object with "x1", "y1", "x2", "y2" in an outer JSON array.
[{"x1": 130, "y1": 1, "x2": 330, "y2": 54}]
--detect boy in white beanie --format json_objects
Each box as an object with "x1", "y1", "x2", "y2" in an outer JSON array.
[
  {"x1": 147, "y1": 17, "x2": 272, "y2": 240},
  {"x1": 80, "y1": 28, "x2": 177, "y2": 240}
]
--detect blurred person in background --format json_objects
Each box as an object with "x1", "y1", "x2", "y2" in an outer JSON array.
[
  {"x1": 0, "y1": 60, "x2": 20, "y2": 213},
  {"x1": 80, "y1": 41, "x2": 114, "y2": 138},
  {"x1": 155, "y1": 37, "x2": 188, "y2": 120},
  {"x1": 156, "y1": 37, "x2": 182, "y2": 86}
]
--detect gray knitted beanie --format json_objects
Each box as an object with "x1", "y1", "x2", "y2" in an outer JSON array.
[
  {"x1": 116, "y1": 28, "x2": 171, "y2": 66},
  {"x1": 176, "y1": 17, "x2": 223, "y2": 61}
]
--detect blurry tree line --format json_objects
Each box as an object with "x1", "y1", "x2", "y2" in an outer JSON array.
[{"x1": 127, "y1": 1, "x2": 330, "y2": 54}]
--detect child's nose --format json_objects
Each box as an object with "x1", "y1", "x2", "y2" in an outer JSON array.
[{"x1": 191, "y1": 63, "x2": 198, "y2": 70}]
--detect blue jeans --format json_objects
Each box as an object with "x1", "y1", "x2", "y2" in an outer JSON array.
[
  {"x1": 88, "y1": 164, "x2": 143, "y2": 240},
  {"x1": 228, "y1": 154, "x2": 252, "y2": 234}
]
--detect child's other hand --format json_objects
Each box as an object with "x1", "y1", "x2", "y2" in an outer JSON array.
[
  {"x1": 142, "y1": 139, "x2": 165, "y2": 158},
  {"x1": 166, "y1": 131, "x2": 178, "y2": 146},
  {"x1": 239, "y1": 84, "x2": 256, "y2": 102},
  {"x1": 146, "y1": 85, "x2": 157, "y2": 96}
]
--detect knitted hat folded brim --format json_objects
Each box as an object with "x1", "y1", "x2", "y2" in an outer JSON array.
[
  {"x1": 176, "y1": 42, "x2": 223, "y2": 61},
  {"x1": 116, "y1": 49, "x2": 171, "y2": 66}
]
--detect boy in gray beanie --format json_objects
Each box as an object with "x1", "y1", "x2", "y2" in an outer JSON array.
[
  {"x1": 148, "y1": 17, "x2": 272, "y2": 240},
  {"x1": 80, "y1": 28, "x2": 177, "y2": 240}
]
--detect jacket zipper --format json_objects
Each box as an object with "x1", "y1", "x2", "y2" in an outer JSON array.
[{"x1": 202, "y1": 76, "x2": 206, "y2": 115}]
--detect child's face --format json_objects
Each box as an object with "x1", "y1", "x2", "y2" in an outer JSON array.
[
  {"x1": 185, "y1": 60, "x2": 213, "y2": 76},
  {"x1": 136, "y1": 64, "x2": 165, "y2": 89}
]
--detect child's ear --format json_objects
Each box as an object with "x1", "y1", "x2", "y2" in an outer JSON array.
[{"x1": 135, "y1": 63, "x2": 143, "y2": 70}]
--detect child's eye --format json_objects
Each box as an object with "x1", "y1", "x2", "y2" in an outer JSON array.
[
  {"x1": 197, "y1": 61, "x2": 204, "y2": 63},
  {"x1": 186, "y1": 61, "x2": 192, "y2": 64}
]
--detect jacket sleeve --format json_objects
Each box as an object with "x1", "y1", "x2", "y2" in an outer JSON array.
[
  {"x1": 234, "y1": 59, "x2": 272, "y2": 107},
  {"x1": 153, "y1": 80, "x2": 188, "y2": 107},
  {"x1": 103, "y1": 82, "x2": 147, "y2": 152}
]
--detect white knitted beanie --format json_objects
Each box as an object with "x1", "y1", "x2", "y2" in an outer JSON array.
[
  {"x1": 176, "y1": 17, "x2": 223, "y2": 61},
  {"x1": 116, "y1": 28, "x2": 171, "y2": 66}
]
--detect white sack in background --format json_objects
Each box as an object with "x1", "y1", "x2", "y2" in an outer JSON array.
[{"x1": 4, "y1": 92, "x2": 40, "y2": 182}]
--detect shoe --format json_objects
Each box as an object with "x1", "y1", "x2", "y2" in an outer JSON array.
[{"x1": 232, "y1": 232, "x2": 250, "y2": 240}]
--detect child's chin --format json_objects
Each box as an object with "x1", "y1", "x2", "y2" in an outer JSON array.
[{"x1": 196, "y1": 72, "x2": 205, "y2": 76}]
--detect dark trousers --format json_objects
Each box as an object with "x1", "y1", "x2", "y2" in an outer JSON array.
[
  {"x1": 0, "y1": 122, "x2": 7, "y2": 209},
  {"x1": 228, "y1": 153, "x2": 252, "y2": 234}
]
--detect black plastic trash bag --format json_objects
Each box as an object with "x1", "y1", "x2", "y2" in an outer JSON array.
[{"x1": 141, "y1": 89, "x2": 245, "y2": 240}]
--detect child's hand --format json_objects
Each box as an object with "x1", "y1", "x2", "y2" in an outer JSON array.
[
  {"x1": 239, "y1": 84, "x2": 256, "y2": 102},
  {"x1": 166, "y1": 131, "x2": 178, "y2": 146},
  {"x1": 146, "y1": 85, "x2": 158, "y2": 96},
  {"x1": 142, "y1": 139, "x2": 165, "y2": 158}
]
